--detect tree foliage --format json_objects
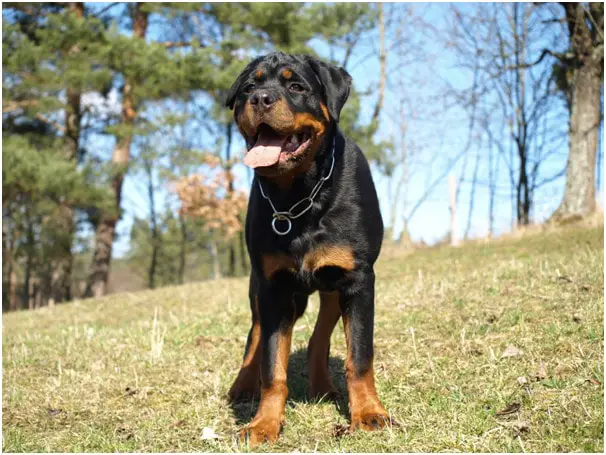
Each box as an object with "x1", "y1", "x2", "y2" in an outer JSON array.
[{"x1": 4, "y1": 2, "x2": 592, "y2": 312}]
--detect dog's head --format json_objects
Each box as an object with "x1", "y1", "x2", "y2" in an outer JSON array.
[{"x1": 226, "y1": 52, "x2": 352, "y2": 177}]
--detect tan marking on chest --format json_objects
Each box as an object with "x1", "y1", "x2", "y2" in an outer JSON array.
[
  {"x1": 302, "y1": 245, "x2": 355, "y2": 273},
  {"x1": 262, "y1": 253, "x2": 297, "y2": 280}
]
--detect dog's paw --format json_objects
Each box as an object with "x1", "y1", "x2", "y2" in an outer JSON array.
[
  {"x1": 239, "y1": 418, "x2": 281, "y2": 446},
  {"x1": 351, "y1": 412, "x2": 393, "y2": 431}
]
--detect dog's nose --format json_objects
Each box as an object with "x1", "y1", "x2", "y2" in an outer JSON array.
[{"x1": 250, "y1": 92, "x2": 276, "y2": 109}]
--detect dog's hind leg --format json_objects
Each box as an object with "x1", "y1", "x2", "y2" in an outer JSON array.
[{"x1": 341, "y1": 268, "x2": 391, "y2": 431}]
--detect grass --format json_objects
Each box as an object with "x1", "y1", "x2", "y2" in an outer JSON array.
[{"x1": 2, "y1": 222, "x2": 604, "y2": 452}]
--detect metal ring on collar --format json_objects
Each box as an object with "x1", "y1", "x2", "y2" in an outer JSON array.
[{"x1": 271, "y1": 216, "x2": 292, "y2": 236}]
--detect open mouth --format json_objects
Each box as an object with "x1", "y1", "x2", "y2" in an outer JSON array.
[{"x1": 244, "y1": 123, "x2": 312, "y2": 169}]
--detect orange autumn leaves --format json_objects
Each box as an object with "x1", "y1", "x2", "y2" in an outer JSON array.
[{"x1": 175, "y1": 154, "x2": 248, "y2": 238}]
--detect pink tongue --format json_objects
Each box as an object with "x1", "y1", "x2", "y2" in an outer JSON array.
[{"x1": 243, "y1": 132, "x2": 285, "y2": 168}]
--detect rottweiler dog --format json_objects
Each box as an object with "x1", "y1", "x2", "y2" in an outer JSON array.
[{"x1": 225, "y1": 52, "x2": 390, "y2": 445}]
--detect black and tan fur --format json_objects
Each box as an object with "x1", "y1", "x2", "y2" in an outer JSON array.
[{"x1": 225, "y1": 52, "x2": 390, "y2": 446}]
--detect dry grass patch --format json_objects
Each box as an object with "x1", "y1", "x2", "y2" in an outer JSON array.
[{"x1": 2, "y1": 223, "x2": 603, "y2": 452}]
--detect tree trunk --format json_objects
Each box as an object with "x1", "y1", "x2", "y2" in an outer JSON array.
[
  {"x1": 228, "y1": 242, "x2": 236, "y2": 276},
  {"x1": 2, "y1": 212, "x2": 11, "y2": 312},
  {"x1": 390, "y1": 102, "x2": 408, "y2": 240},
  {"x1": 3, "y1": 244, "x2": 15, "y2": 312},
  {"x1": 86, "y1": 218, "x2": 116, "y2": 297},
  {"x1": 144, "y1": 157, "x2": 159, "y2": 289},
  {"x1": 397, "y1": 218, "x2": 412, "y2": 248},
  {"x1": 85, "y1": 3, "x2": 148, "y2": 297},
  {"x1": 449, "y1": 175, "x2": 458, "y2": 246},
  {"x1": 9, "y1": 268, "x2": 18, "y2": 311},
  {"x1": 516, "y1": 145, "x2": 531, "y2": 226},
  {"x1": 552, "y1": 2, "x2": 603, "y2": 222},
  {"x1": 238, "y1": 227, "x2": 247, "y2": 274},
  {"x1": 209, "y1": 239, "x2": 222, "y2": 279},
  {"x1": 487, "y1": 134, "x2": 497, "y2": 238},
  {"x1": 513, "y1": 4, "x2": 531, "y2": 227},
  {"x1": 552, "y1": 62, "x2": 602, "y2": 220},
  {"x1": 224, "y1": 122, "x2": 237, "y2": 277},
  {"x1": 28, "y1": 280, "x2": 35, "y2": 310},
  {"x1": 148, "y1": 235, "x2": 158, "y2": 290},
  {"x1": 51, "y1": 203, "x2": 74, "y2": 303},
  {"x1": 3, "y1": 207, "x2": 18, "y2": 311},
  {"x1": 50, "y1": 1, "x2": 83, "y2": 303},
  {"x1": 464, "y1": 152, "x2": 481, "y2": 238},
  {"x1": 23, "y1": 210, "x2": 34, "y2": 306},
  {"x1": 29, "y1": 280, "x2": 38, "y2": 310},
  {"x1": 597, "y1": 122, "x2": 603, "y2": 199},
  {"x1": 178, "y1": 213, "x2": 187, "y2": 284}
]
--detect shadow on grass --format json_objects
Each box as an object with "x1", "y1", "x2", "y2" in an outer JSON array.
[{"x1": 228, "y1": 347, "x2": 349, "y2": 425}]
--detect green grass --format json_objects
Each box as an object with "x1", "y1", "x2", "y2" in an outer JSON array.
[{"x1": 3, "y1": 223, "x2": 604, "y2": 452}]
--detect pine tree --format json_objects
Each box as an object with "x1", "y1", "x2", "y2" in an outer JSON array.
[
  {"x1": 84, "y1": 2, "x2": 214, "y2": 297},
  {"x1": 2, "y1": 2, "x2": 113, "y2": 307}
]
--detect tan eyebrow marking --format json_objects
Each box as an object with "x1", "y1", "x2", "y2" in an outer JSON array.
[
  {"x1": 282, "y1": 69, "x2": 293, "y2": 79},
  {"x1": 320, "y1": 103, "x2": 330, "y2": 121},
  {"x1": 255, "y1": 69, "x2": 264, "y2": 79}
]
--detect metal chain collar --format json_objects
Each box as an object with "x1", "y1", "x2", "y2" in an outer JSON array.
[{"x1": 257, "y1": 137, "x2": 336, "y2": 236}]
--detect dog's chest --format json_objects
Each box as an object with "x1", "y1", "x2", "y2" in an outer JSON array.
[{"x1": 261, "y1": 232, "x2": 355, "y2": 292}]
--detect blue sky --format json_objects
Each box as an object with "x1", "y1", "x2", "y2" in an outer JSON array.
[{"x1": 81, "y1": 3, "x2": 603, "y2": 258}]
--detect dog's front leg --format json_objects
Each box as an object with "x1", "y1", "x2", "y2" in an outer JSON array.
[
  {"x1": 240, "y1": 285, "x2": 295, "y2": 446},
  {"x1": 229, "y1": 282, "x2": 262, "y2": 402},
  {"x1": 341, "y1": 268, "x2": 391, "y2": 431}
]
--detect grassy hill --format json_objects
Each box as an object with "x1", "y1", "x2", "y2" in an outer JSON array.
[{"x1": 2, "y1": 222, "x2": 604, "y2": 452}]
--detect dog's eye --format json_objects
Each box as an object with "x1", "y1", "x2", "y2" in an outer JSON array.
[
  {"x1": 243, "y1": 83, "x2": 255, "y2": 94},
  {"x1": 289, "y1": 83, "x2": 305, "y2": 93}
]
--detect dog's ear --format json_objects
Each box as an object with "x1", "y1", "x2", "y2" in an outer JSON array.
[
  {"x1": 225, "y1": 56, "x2": 264, "y2": 110},
  {"x1": 304, "y1": 56, "x2": 352, "y2": 122}
]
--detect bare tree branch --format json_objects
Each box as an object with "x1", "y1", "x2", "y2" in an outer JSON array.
[
  {"x1": 500, "y1": 48, "x2": 572, "y2": 71},
  {"x1": 94, "y1": 2, "x2": 120, "y2": 18},
  {"x1": 2, "y1": 100, "x2": 38, "y2": 113},
  {"x1": 534, "y1": 167, "x2": 567, "y2": 188},
  {"x1": 162, "y1": 40, "x2": 205, "y2": 49},
  {"x1": 404, "y1": 149, "x2": 467, "y2": 222},
  {"x1": 370, "y1": 3, "x2": 386, "y2": 124},
  {"x1": 35, "y1": 112, "x2": 66, "y2": 134}
]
